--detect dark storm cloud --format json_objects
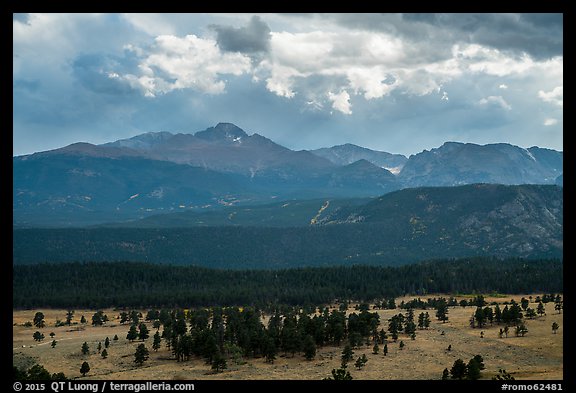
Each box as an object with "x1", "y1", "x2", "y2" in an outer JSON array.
[
  {"x1": 317, "y1": 13, "x2": 562, "y2": 60},
  {"x1": 210, "y1": 15, "x2": 271, "y2": 55},
  {"x1": 402, "y1": 13, "x2": 563, "y2": 59}
]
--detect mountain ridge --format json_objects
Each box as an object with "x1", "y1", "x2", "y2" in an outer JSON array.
[{"x1": 13, "y1": 122, "x2": 563, "y2": 227}]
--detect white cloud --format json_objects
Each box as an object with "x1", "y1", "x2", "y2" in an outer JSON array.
[
  {"x1": 118, "y1": 34, "x2": 252, "y2": 96},
  {"x1": 543, "y1": 118, "x2": 558, "y2": 126},
  {"x1": 538, "y1": 86, "x2": 563, "y2": 107},
  {"x1": 499, "y1": 84, "x2": 508, "y2": 89},
  {"x1": 478, "y1": 95, "x2": 512, "y2": 111},
  {"x1": 328, "y1": 90, "x2": 352, "y2": 114}
]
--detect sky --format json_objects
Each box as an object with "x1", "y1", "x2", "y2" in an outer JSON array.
[{"x1": 13, "y1": 13, "x2": 563, "y2": 157}]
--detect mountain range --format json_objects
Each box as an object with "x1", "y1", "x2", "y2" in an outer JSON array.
[
  {"x1": 13, "y1": 122, "x2": 562, "y2": 227},
  {"x1": 13, "y1": 184, "x2": 563, "y2": 268}
]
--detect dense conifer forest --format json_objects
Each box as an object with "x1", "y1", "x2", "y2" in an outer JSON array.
[{"x1": 13, "y1": 257, "x2": 562, "y2": 309}]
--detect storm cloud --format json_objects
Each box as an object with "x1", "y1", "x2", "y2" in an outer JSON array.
[
  {"x1": 211, "y1": 16, "x2": 271, "y2": 55},
  {"x1": 13, "y1": 13, "x2": 563, "y2": 157}
]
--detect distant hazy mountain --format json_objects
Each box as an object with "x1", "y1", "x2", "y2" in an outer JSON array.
[
  {"x1": 398, "y1": 142, "x2": 562, "y2": 187},
  {"x1": 13, "y1": 184, "x2": 562, "y2": 267},
  {"x1": 310, "y1": 143, "x2": 407, "y2": 174},
  {"x1": 13, "y1": 123, "x2": 562, "y2": 227},
  {"x1": 13, "y1": 123, "x2": 400, "y2": 226},
  {"x1": 104, "y1": 122, "x2": 335, "y2": 178}
]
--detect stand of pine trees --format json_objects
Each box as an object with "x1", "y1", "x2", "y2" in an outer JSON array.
[{"x1": 13, "y1": 258, "x2": 562, "y2": 309}]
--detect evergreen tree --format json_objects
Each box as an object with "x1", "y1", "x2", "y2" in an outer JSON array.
[
  {"x1": 303, "y1": 335, "x2": 316, "y2": 361},
  {"x1": 113, "y1": 334, "x2": 119, "y2": 341},
  {"x1": 537, "y1": 302, "x2": 546, "y2": 316},
  {"x1": 466, "y1": 358, "x2": 481, "y2": 380},
  {"x1": 120, "y1": 312, "x2": 129, "y2": 324},
  {"x1": 91, "y1": 311, "x2": 107, "y2": 326},
  {"x1": 552, "y1": 322, "x2": 559, "y2": 334},
  {"x1": 80, "y1": 315, "x2": 86, "y2": 324},
  {"x1": 97, "y1": 342, "x2": 102, "y2": 353},
  {"x1": 81, "y1": 342, "x2": 89, "y2": 355},
  {"x1": 66, "y1": 310, "x2": 74, "y2": 325},
  {"x1": 101, "y1": 349, "x2": 108, "y2": 359},
  {"x1": 474, "y1": 307, "x2": 485, "y2": 328},
  {"x1": 153, "y1": 331, "x2": 162, "y2": 351},
  {"x1": 383, "y1": 343, "x2": 388, "y2": 356},
  {"x1": 399, "y1": 340, "x2": 405, "y2": 350},
  {"x1": 263, "y1": 335, "x2": 277, "y2": 364},
  {"x1": 436, "y1": 300, "x2": 449, "y2": 323},
  {"x1": 515, "y1": 324, "x2": 528, "y2": 337},
  {"x1": 105, "y1": 337, "x2": 110, "y2": 348},
  {"x1": 138, "y1": 323, "x2": 150, "y2": 341},
  {"x1": 80, "y1": 362, "x2": 90, "y2": 377},
  {"x1": 494, "y1": 304, "x2": 502, "y2": 324},
  {"x1": 134, "y1": 344, "x2": 149, "y2": 366},
  {"x1": 372, "y1": 342, "x2": 379, "y2": 354},
  {"x1": 525, "y1": 308, "x2": 537, "y2": 319},
  {"x1": 341, "y1": 344, "x2": 354, "y2": 366},
  {"x1": 33, "y1": 312, "x2": 45, "y2": 328},
  {"x1": 354, "y1": 354, "x2": 368, "y2": 370},
  {"x1": 326, "y1": 366, "x2": 353, "y2": 380},
  {"x1": 33, "y1": 331, "x2": 44, "y2": 342},
  {"x1": 520, "y1": 297, "x2": 529, "y2": 311},
  {"x1": 450, "y1": 359, "x2": 467, "y2": 380},
  {"x1": 51, "y1": 340, "x2": 57, "y2": 348},
  {"x1": 442, "y1": 368, "x2": 450, "y2": 380},
  {"x1": 211, "y1": 352, "x2": 227, "y2": 373},
  {"x1": 126, "y1": 325, "x2": 138, "y2": 342}
]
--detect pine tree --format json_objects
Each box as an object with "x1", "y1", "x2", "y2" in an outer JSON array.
[
  {"x1": 383, "y1": 343, "x2": 388, "y2": 356},
  {"x1": 134, "y1": 344, "x2": 149, "y2": 366},
  {"x1": 303, "y1": 335, "x2": 316, "y2": 361},
  {"x1": 537, "y1": 302, "x2": 546, "y2": 316},
  {"x1": 399, "y1": 340, "x2": 405, "y2": 350},
  {"x1": 33, "y1": 331, "x2": 45, "y2": 342},
  {"x1": 436, "y1": 300, "x2": 449, "y2": 323},
  {"x1": 101, "y1": 349, "x2": 108, "y2": 359},
  {"x1": 97, "y1": 342, "x2": 102, "y2": 353},
  {"x1": 152, "y1": 331, "x2": 162, "y2": 351},
  {"x1": 66, "y1": 310, "x2": 75, "y2": 325},
  {"x1": 126, "y1": 325, "x2": 138, "y2": 342},
  {"x1": 81, "y1": 342, "x2": 89, "y2": 355},
  {"x1": 372, "y1": 342, "x2": 379, "y2": 354},
  {"x1": 33, "y1": 312, "x2": 45, "y2": 328},
  {"x1": 80, "y1": 362, "x2": 90, "y2": 377},
  {"x1": 354, "y1": 354, "x2": 368, "y2": 370},
  {"x1": 515, "y1": 323, "x2": 528, "y2": 337},
  {"x1": 552, "y1": 322, "x2": 559, "y2": 334},
  {"x1": 138, "y1": 323, "x2": 150, "y2": 341},
  {"x1": 211, "y1": 352, "x2": 227, "y2": 373},
  {"x1": 80, "y1": 315, "x2": 86, "y2": 324},
  {"x1": 51, "y1": 340, "x2": 57, "y2": 348},
  {"x1": 113, "y1": 334, "x2": 119, "y2": 341},
  {"x1": 466, "y1": 358, "x2": 481, "y2": 380},
  {"x1": 326, "y1": 366, "x2": 353, "y2": 380},
  {"x1": 450, "y1": 359, "x2": 467, "y2": 380},
  {"x1": 105, "y1": 337, "x2": 110, "y2": 348},
  {"x1": 442, "y1": 368, "x2": 450, "y2": 380},
  {"x1": 341, "y1": 344, "x2": 354, "y2": 366}
]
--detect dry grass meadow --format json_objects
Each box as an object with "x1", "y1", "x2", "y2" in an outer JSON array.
[{"x1": 12, "y1": 294, "x2": 562, "y2": 380}]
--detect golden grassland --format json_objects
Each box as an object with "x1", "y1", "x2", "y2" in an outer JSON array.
[{"x1": 12, "y1": 294, "x2": 562, "y2": 380}]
